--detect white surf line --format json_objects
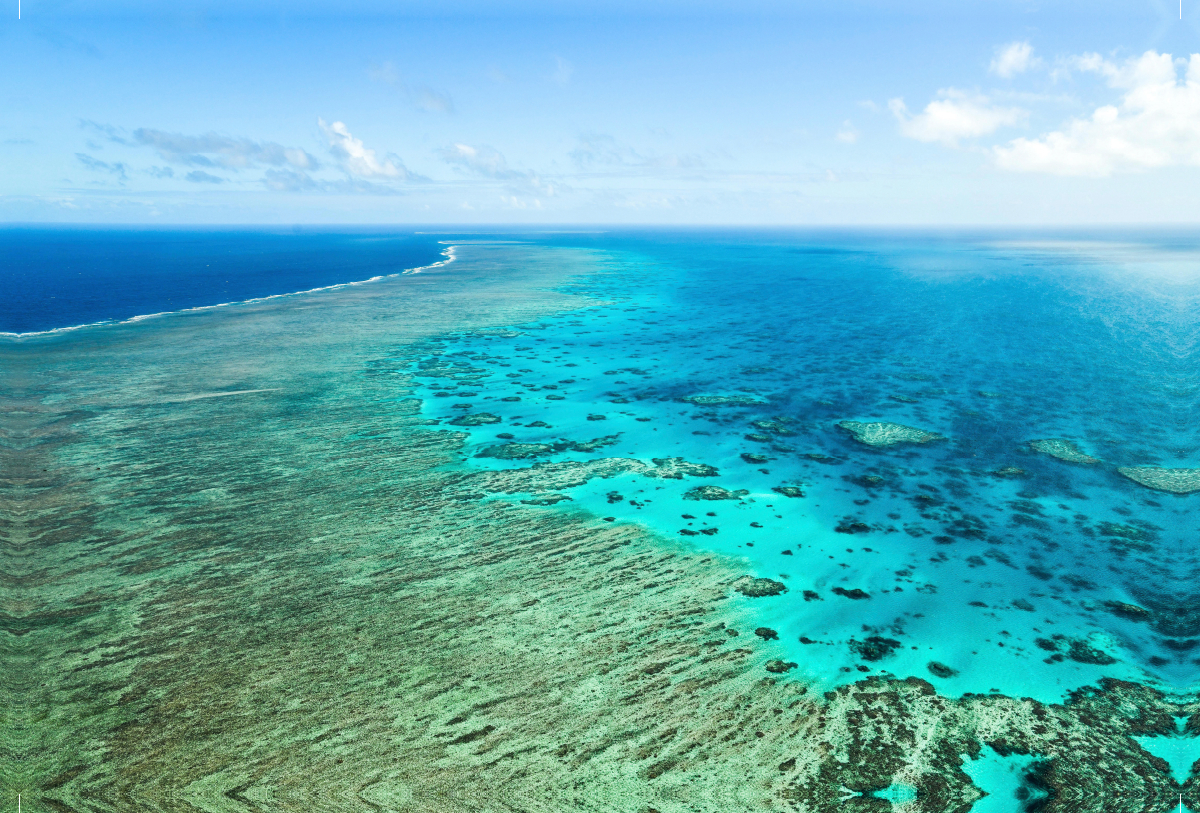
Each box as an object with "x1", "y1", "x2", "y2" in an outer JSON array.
[
  {"x1": 160, "y1": 388, "x2": 282, "y2": 403},
  {"x1": 0, "y1": 244, "x2": 458, "y2": 340},
  {"x1": 406, "y1": 243, "x2": 456, "y2": 273}
]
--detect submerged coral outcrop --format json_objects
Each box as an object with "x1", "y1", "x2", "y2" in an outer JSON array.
[
  {"x1": 680, "y1": 393, "x2": 769, "y2": 406},
  {"x1": 449, "y1": 412, "x2": 502, "y2": 426},
  {"x1": 684, "y1": 485, "x2": 749, "y2": 501},
  {"x1": 476, "y1": 442, "x2": 555, "y2": 459},
  {"x1": 837, "y1": 420, "x2": 944, "y2": 447},
  {"x1": 1117, "y1": 466, "x2": 1200, "y2": 494},
  {"x1": 472, "y1": 456, "x2": 724, "y2": 495},
  {"x1": 649, "y1": 456, "x2": 720, "y2": 478},
  {"x1": 733, "y1": 576, "x2": 788, "y2": 596},
  {"x1": 1030, "y1": 438, "x2": 1099, "y2": 464}
]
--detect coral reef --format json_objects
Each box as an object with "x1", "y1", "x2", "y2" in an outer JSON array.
[
  {"x1": 1117, "y1": 466, "x2": 1200, "y2": 494},
  {"x1": 1030, "y1": 438, "x2": 1100, "y2": 464},
  {"x1": 680, "y1": 394, "x2": 769, "y2": 406},
  {"x1": 837, "y1": 421, "x2": 945, "y2": 447}
]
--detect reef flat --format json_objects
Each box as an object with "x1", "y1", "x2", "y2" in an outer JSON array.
[{"x1": 3, "y1": 237, "x2": 1199, "y2": 813}]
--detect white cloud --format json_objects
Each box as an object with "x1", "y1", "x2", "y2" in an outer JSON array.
[
  {"x1": 890, "y1": 89, "x2": 1025, "y2": 146},
  {"x1": 318, "y1": 119, "x2": 409, "y2": 179},
  {"x1": 994, "y1": 51, "x2": 1200, "y2": 176},
  {"x1": 990, "y1": 41, "x2": 1041, "y2": 78},
  {"x1": 836, "y1": 121, "x2": 859, "y2": 144}
]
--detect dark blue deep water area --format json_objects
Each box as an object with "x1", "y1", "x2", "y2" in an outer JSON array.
[{"x1": 0, "y1": 228, "x2": 444, "y2": 334}]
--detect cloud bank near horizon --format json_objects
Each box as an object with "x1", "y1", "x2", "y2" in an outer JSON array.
[{"x1": 12, "y1": 4, "x2": 1200, "y2": 224}]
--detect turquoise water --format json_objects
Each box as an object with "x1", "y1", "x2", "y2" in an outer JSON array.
[
  {"x1": 1136, "y1": 717, "x2": 1200, "y2": 786},
  {"x1": 962, "y1": 747, "x2": 1048, "y2": 813},
  {"x1": 406, "y1": 231, "x2": 1200, "y2": 703}
]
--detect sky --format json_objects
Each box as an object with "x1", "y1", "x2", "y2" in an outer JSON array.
[{"x1": 4, "y1": 0, "x2": 1200, "y2": 224}]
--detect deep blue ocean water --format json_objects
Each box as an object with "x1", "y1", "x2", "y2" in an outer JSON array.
[{"x1": 0, "y1": 228, "x2": 445, "y2": 335}]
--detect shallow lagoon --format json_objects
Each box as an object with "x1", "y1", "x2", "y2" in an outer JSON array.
[{"x1": 411, "y1": 230, "x2": 1200, "y2": 703}]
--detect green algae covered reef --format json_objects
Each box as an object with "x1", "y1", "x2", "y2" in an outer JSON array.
[
  {"x1": 837, "y1": 420, "x2": 945, "y2": 448},
  {"x1": 0, "y1": 244, "x2": 1195, "y2": 813}
]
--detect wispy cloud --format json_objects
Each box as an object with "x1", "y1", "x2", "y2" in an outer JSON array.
[
  {"x1": 368, "y1": 61, "x2": 455, "y2": 113},
  {"x1": 131, "y1": 128, "x2": 319, "y2": 171},
  {"x1": 79, "y1": 119, "x2": 132, "y2": 146},
  {"x1": 439, "y1": 142, "x2": 561, "y2": 198},
  {"x1": 835, "y1": 121, "x2": 859, "y2": 144},
  {"x1": 262, "y1": 169, "x2": 317, "y2": 192},
  {"x1": 990, "y1": 41, "x2": 1041, "y2": 78},
  {"x1": 75, "y1": 153, "x2": 127, "y2": 182},
  {"x1": 890, "y1": 89, "x2": 1025, "y2": 146},
  {"x1": 994, "y1": 50, "x2": 1200, "y2": 176},
  {"x1": 439, "y1": 142, "x2": 528, "y2": 179},
  {"x1": 569, "y1": 133, "x2": 704, "y2": 169},
  {"x1": 184, "y1": 170, "x2": 224, "y2": 184},
  {"x1": 551, "y1": 55, "x2": 573, "y2": 86},
  {"x1": 260, "y1": 168, "x2": 400, "y2": 195},
  {"x1": 76, "y1": 118, "x2": 416, "y2": 193},
  {"x1": 413, "y1": 89, "x2": 454, "y2": 114},
  {"x1": 36, "y1": 30, "x2": 101, "y2": 59}
]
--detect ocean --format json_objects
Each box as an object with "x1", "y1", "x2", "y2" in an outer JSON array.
[
  {"x1": 3, "y1": 227, "x2": 1197, "y2": 811},
  {"x1": 411, "y1": 229, "x2": 1200, "y2": 699},
  {"x1": 0, "y1": 228, "x2": 446, "y2": 335}
]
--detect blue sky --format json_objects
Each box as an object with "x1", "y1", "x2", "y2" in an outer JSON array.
[{"x1": 3, "y1": 0, "x2": 1200, "y2": 224}]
